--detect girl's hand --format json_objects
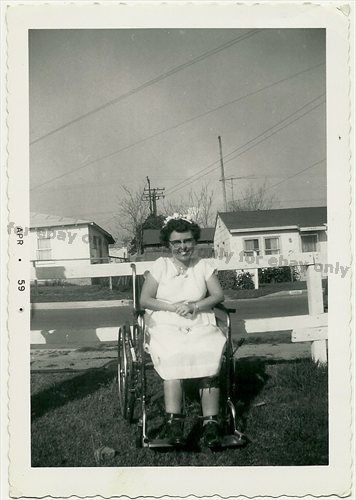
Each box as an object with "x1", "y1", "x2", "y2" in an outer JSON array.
[{"x1": 174, "y1": 302, "x2": 193, "y2": 317}]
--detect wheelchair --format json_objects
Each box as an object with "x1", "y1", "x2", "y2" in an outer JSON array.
[{"x1": 117, "y1": 263, "x2": 247, "y2": 449}]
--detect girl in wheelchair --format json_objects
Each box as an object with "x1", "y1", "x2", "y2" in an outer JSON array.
[{"x1": 140, "y1": 215, "x2": 227, "y2": 449}]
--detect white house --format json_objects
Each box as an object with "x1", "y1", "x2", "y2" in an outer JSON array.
[
  {"x1": 214, "y1": 207, "x2": 327, "y2": 281},
  {"x1": 30, "y1": 212, "x2": 115, "y2": 269}
]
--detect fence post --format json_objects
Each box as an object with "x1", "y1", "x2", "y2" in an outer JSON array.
[
  {"x1": 306, "y1": 261, "x2": 327, "y2": 364},
  {"x1": 253, "y1": 251, "x2": 259, "y2": 289}
]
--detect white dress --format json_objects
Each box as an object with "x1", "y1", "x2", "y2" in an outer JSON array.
[{"x1": 145, "y1": 257, "x2": 226, "y2": 380}]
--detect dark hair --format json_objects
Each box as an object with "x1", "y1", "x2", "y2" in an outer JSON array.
[{"x1": 160, "y1": 218, "x2": 201, "y2": 247}]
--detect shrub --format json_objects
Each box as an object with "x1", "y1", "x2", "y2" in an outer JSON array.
[
  {"x1": 218, "y1": 270, "x2": 255, "y2": 290},
  {"x1": 236, "y1": 271, "x2": 255, "y2": 289},
  {"x1": 218, "y1": 270, "x2": 237, "y2": 289},
  {"x1": 258, "y1": 266, "x2": 299, "y2": 284}
]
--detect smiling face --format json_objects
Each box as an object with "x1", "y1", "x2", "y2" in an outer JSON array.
[{"x1": 169, "y1": 230, "x2": 196, "y2": 264}]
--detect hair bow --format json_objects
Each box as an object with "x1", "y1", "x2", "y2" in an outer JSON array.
[{"x1": 163, "y1": 213, "x2": 194, "y2": 227}]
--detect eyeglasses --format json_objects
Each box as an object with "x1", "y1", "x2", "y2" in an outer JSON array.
[{"x1": 169, "y1": 238, "x2": 195, "y2": 248}]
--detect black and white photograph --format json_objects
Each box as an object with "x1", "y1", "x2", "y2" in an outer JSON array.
[{"x1": 3, "y1": 3, "x2": 354, "y2": 499}]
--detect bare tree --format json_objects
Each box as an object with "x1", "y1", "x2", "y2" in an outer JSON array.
[
  {"x1": 116, "y1": 185, "x2": 149, "y2": 253},
  {"x1": 228, "y1": 181, "x2": 277, "y2": 211},
  {"x1": 161, "y1": 184, "x2": 216, "y2": 227}
]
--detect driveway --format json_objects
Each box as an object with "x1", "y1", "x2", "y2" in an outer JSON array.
[{"x1": 30, "y1": 294, "x2": 313, "y2": 370}]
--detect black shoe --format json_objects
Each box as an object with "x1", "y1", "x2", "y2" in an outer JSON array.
[
  {"x1": 160, "y1": 413, "x2": 186, "y2": 446},
  {"x1": 202, "y1": 417, "x2": 221, "y2": 450}
]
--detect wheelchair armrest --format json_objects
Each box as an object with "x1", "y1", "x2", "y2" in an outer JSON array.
[{"x1": 214, "y1": 303, "x2": 236, "y2": 314}]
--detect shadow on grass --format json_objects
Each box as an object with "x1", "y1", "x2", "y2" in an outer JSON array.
[
  {"x1": 31, "y1": 368, "x2": 116, "y2": 421},
  {"x1": 233, "y1": 357, "x2": 269, "y2": 430}
]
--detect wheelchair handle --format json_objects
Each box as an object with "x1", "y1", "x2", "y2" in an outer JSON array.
[{"x1": 130, "y1": 263, "x2": 137, "y2": 311}]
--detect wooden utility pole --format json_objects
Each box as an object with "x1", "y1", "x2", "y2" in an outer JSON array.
[
  {"x1": 225, "y1": 175, "x2": 257, "y2": 205},
  {"x1": 218, "y1": 136, "x2": 228, "y2": 212},
  {"x1": 143, "y1": 177, "x2": 165, "y2": 217},
  {"x1": 146, "y1": 176, "x2": 152, "y2": 214}
]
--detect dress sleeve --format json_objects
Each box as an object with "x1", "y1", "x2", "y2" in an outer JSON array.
[
  {"x1": 149, "y1": 257, "x2": 165, "y2": 283},
  {"x1": 203, "y1": 258, "x2": 217, "y2": 281}
]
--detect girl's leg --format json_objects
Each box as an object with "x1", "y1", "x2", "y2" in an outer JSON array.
[
  {"x1": 162, "y1": 379, "x2": 185, "y2": 445},
  {"x1": 200, "y1": 387, "x2": 220, "y2": 417},
  {"x1": 199, "y1": 378, "x2": 221, "y2": 449},
  {"x1": 164, "y1": 379, "x2": 183, "y2": 413}
]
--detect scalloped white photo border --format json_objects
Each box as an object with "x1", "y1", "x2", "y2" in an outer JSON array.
[{"x1": 3, "y1": 2, "x2": 355, "y2": 499}]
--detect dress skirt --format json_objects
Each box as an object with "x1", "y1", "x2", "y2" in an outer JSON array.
[{"x1": 145, "y1": 309, "x2": 227, "y2": 380}]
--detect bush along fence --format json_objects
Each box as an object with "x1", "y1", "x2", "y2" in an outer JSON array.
[{"x1": 30, "y1": 252, "x2": 328, "y2": 364}]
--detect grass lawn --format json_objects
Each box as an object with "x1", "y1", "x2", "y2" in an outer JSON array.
[
  {"x1": 31, "y1": 284, "x2": 132, "y2": 302},
  {"x1": 31, "y1": 359, "x2": 328, "y2": 467},
  {"x1": 31, "y1": 281, "x2": 310, "y2": 303}
]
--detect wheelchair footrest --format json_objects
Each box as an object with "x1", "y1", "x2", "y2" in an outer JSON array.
[
  {"x1": 143, "y1": 438, "x2": 175, "y2": 449},
  {"x1": 220, "y1": 431, "x2": 247, "y2": 448}
]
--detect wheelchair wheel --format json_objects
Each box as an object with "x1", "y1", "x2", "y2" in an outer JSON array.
[
  {"x1": 118, "y1": 323, "x2": 138, "y2": 422},
  {"x1": 117, "y1": 326, "x2": 128, "y2": 418}
]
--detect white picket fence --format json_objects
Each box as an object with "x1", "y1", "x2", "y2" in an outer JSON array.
[{"x1": 31, "y1": 252, "x2": 328, "y2": 363}]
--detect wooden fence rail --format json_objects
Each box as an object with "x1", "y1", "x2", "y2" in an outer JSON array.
[{"x1": 30, "y1": 252, "x2": 328, "y2": 363}]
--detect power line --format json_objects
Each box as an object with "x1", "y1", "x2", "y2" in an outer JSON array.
[
  {"x1": 30, "y1": 30, "x2": 262, "y2": 146},
  {"x1": 66, "y1": 162, "x2": 325, "y2": 220},
  {"x1": 263, "y1": 159, "x2": 326, "y2": 194},
  {"x1": 62, "y1": 164, "x2": 326, "y2": 221},
  {"x1": 165, "y1": 95, "x2": 325, "y2": 196},
  {"x1": 30, "y1": 62, "x2": 324, "y2": 192},
  {"x1": 234, "y1": 159, "x2": 326, "y2": 204},
  {"x1": 166, "y1": 94, "x2": 325, "y2": 194}
]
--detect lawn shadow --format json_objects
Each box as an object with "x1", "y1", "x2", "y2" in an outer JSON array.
[
  {"x1": 233, "y1": 357, "x2": 269, "y2": 431},
  {"x1": 232, "y1": 357, "x2": 315, "y2": 431},
  {"x1": 31, "y1": 368, "x2": 115, "y2": 420}
]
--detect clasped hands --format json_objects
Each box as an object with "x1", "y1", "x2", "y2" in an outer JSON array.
[{"x1": 173, "y1": 301, "x2": 196, "y2": 317}]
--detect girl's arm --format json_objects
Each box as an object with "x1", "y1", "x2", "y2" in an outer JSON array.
[
  {"x1": 188, "y1": 272, "x2": 224, "y2": 313},
  {"x1": 140, "y1": 273, "x2": 177, "y2": 312}
]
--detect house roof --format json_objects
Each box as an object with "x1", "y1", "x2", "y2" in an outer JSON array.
[
  {"x1": 30, "y1": 212, "x2": 115, "y2": 244},
  {"x1": 30, "y1": 212, "x2": 90, "y2": 228},
  {"x1": 218, "y1": 206, "x2": 327, "y2": 232},
  {"x1": 142, "y1": 227, "x2": 215, "y2": 246}
]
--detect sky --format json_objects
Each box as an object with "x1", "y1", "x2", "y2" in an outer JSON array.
[{"x1": 29, "y1": 28, "x2": 326, "y2": 241}]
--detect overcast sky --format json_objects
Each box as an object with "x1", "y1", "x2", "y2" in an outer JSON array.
[{"x1": 29, "y1": 28, "x2": 326, "y2": 240}]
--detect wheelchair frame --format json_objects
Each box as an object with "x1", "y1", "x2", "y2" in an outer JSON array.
[{"x1": 117, "y1": 263, "x2": 246, "y2": 449}]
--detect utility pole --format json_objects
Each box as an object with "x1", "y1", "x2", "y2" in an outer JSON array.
[
  {"x1": 146, "y1": 176, "x2": 152, "y2": 214},
  {"x1": 226, "y1": 178, "x2": 236, "y2": 203},
  {"x1": 225, "y1": 175, "x2": 257, "y2": 205},
  {"x1": 143, "y1": 177, "x2": 165, "y2": 217},
  {"x1": 218, "y1": 136, "x2": 228, "y2": 212}
]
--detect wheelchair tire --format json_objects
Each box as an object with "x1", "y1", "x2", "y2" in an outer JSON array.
[
  {"x1": 118, "y1": 323, "x2": 138, "y2": 422},
  {"x1": 117, "y1": 326, "x2": 128, "y2": 418},
  {"x1": 125, "y1": 362, "x2": 137, "y2": 424}
]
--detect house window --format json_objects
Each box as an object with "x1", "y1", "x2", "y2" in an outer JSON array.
[
  {"x1": 264, "y1": 237, "x2": 280, "y2": 255},
  {"x1": 301, "y1": 234, "x2": 318, "y2": 252},
  {"x1": 93, "y1": 236, "x2": 98, "y2": 249},
  {"x1": 37, "y1": 235, "x2": 52, "y2": 260},
  {"x1": 244, "y1": 238, "x2": 260, "y2": 256}
]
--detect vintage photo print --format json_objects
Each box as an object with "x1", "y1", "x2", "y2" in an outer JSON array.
[{"x1": 3, "y1": 2, "x2": 354, "y2": 499}]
